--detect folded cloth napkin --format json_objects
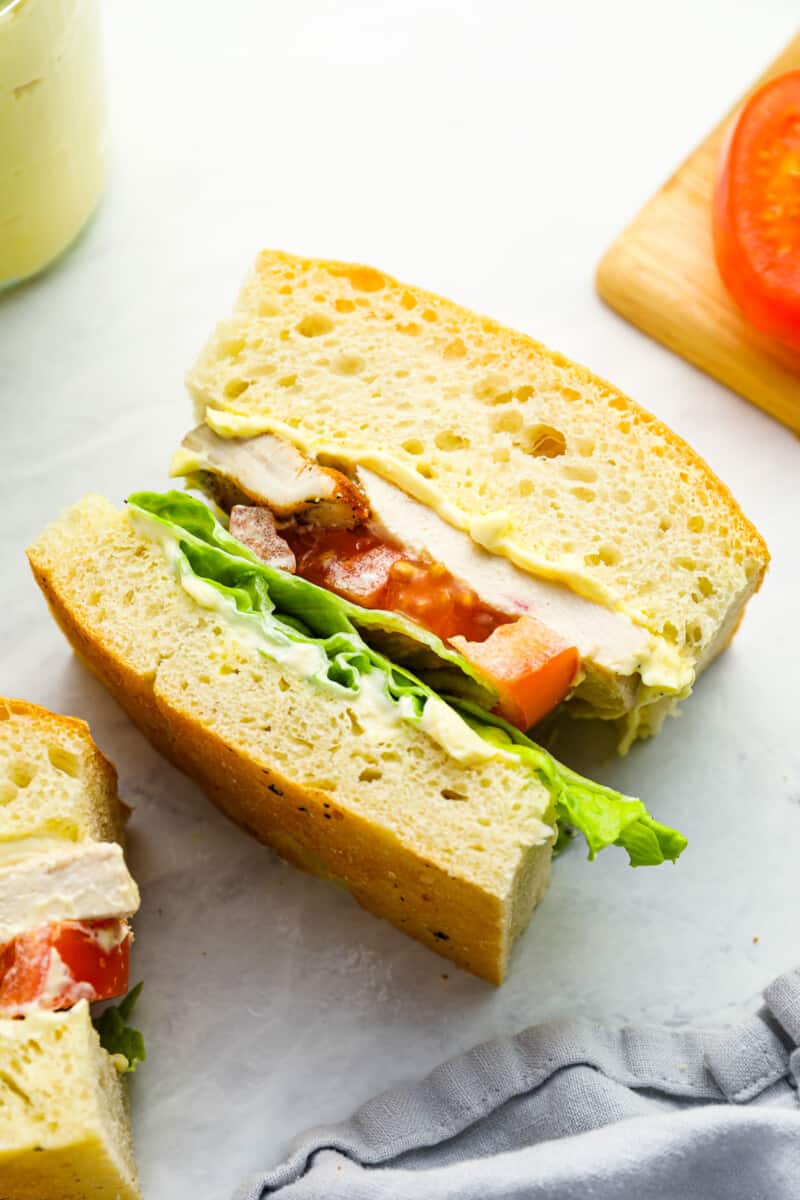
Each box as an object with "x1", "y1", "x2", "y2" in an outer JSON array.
[{"x1": 235, "y1": 966, "x2": 800, "y2": 1200}]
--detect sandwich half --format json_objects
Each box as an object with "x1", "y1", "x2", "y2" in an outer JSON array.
[
  {"x1": 177, "y1": 250, "x2": 769, "y2": 748},
  {"x1": 28, "y1": 493, "x2": 685, "y2": 984},
  {"x1": 0, "y1": 699, "x2": 142, "y2": 1200}
]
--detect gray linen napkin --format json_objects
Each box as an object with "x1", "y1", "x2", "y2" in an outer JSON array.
[{"x1": 235, "y1": 966, "x2": 800, "y2": 1200}]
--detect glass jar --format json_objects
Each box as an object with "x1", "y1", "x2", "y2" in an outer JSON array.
[{"x1": 0, "y1": 0, "x2": 106, "y2": 290}]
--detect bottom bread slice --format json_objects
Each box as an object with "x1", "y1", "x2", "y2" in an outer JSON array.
[
  {"x1": 28, "y1": 496, "x2": 555, "y2": 983},
  {"x1": 0, "y1": 1002, "x2": 140, "y2": 1200}
]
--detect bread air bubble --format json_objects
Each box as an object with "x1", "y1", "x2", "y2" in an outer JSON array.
[
  {"x1": 525, "y1": 425, "x2": 567, "y2": 458},
  {"x1": 296, "y1": 313, "x2": 334, "y2": 338}
]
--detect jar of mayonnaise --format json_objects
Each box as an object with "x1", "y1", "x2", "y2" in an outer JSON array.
[{"x1": 0, "y1": 0, "x2": 106, "y2": 289}]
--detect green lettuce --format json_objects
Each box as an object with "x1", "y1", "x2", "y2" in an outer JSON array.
[
  {"x1": 451, "y1": 700, "x2": 687, "y2": 867},
  {"x1": 94, "y1": 982, "x2": 146, "y2": 1073},
  {"x1": 128, "y1": 491, "x2": 686, "y2": 868}
]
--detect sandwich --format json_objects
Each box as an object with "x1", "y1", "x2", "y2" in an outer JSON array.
[
  {"x1": 27, "y1": 253, "x2": 767, "y2": 982},
  {"x1": 178, "y1": 252, "x2": 769, "y2": 747},
  {"x1": 0, "y1": 698, "x2": 143, "y2": 1200}
]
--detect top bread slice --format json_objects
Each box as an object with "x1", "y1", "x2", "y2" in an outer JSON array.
[
  {"x1": 187, "y1": 250, "x2": 768, "y2": 681},
  {"x1": 28, "y1": 496, "x2": 554, "y2": 983},
  {"x1": 0, "y1": 698, "x2": 127, "y2": 847}
]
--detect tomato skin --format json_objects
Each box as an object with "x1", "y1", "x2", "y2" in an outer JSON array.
[
  {"x1": 0, "y1": 920, "x2": 131, "y2": 1016},
  {"x1": 713, "y1": 70, "x2": 800, "y2": 353},
  {"x1": 452, "y1": 617, "x2": 579, "y2": 730}
]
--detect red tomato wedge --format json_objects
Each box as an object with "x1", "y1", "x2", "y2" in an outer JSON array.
[
  {"x1": 713, "y1": 70, "x2": 800, "y2": 352},
  {"x1": 451, "y1": 617, "x2": 580, "y2": 731},
  {"x1": 0, "y1": 919, "x2": 131, "y2": 1016}
]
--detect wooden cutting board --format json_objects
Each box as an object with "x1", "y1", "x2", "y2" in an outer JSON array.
[{"x1": 596, "y1": 35, "x2": 800, "y2": 434}]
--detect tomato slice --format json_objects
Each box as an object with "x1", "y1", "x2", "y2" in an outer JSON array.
[
  {"x1": 285, "y1": 525, "x2": 513, "y2": 641},
  {"x1": 54, "y1": 920, "x2": 131, "y2": 999},
  {"x1": 451, "y1": 616, "x2": 580, "y2": 730},
  {"x1": 0, "y1": 919, "x2": 131, "y2": 1016},
  {"x1": 287, "y1": 527, "x2": 405, "y2": 606},
  {"x1": 713, "y1": 70, "x2": 800, "y2": 352}
]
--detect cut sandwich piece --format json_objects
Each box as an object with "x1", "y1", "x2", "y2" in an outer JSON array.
[
  {"x1": 180, "y1": 249, "x2": 769, "y2": 746},
  {"x1": 0, "y1": 701, "x2": 143, "y2": 1199},
  {"x1": 0, "y1": 701, "x2": 140, "y2": 1018},
  {"x1": 0, "y1": 1001, "x2": 140, "y2": 1200},
  {"x1": 28, "y1": 494, "x2": 685, "y2": 982}
]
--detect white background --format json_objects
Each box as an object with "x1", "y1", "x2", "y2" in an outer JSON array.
[{"x1": 2, "y1": 2, "x2": 799, "y2": 1196}]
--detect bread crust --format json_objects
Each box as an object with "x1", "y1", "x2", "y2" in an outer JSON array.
[
  {"x1": 0, "y1": 706, "x2": 140, "y2": 1198},
  {"x1": 27, "y1": 525, "x2": 550, "y2": 984}
]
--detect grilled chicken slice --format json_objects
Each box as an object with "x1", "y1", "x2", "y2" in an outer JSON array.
[{"x1": 176, "y1": 425, "x2": 369, "y2": 529}]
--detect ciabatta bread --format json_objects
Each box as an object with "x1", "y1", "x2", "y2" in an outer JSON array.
[{"x1": 28, "y1": 496, "x2": 554, "y2": 983}]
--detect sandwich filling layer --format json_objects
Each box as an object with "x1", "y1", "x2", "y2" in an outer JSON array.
[
  {"x1": 0, "y1": 842, "x2": 139, "y2": 943},
  {"x1": 173, "y1": 425, "x2": 695, "y2": 737},
  {"x1": 0, "y1": 918, "x2": 131, "y2": 1017},
  {"x1": 0, "y1": 842, "x2": 139, "y2": 1017},
  {"x1": 199, "y1": 407, "x2": 696, "y2": 693}
]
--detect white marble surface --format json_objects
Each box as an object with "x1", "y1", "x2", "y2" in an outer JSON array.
[{"x1": 2, "y1": 2, "x2": 800, "y2": 1196}]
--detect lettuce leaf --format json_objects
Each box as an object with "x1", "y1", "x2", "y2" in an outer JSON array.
[
  {"x1": 451, "y1": 699, "x2": 687, "y2": 866},
  {"x1": 128, "y1": 490, "x2": 686, "y2": 868},
  {"x1": 94, "y1": 982, "x2": 146, "y2": 1073}
]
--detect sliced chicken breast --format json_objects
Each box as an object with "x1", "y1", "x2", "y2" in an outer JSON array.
[{"x1": 174, "y1": 425, "x2": 369, "y2": 528}]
